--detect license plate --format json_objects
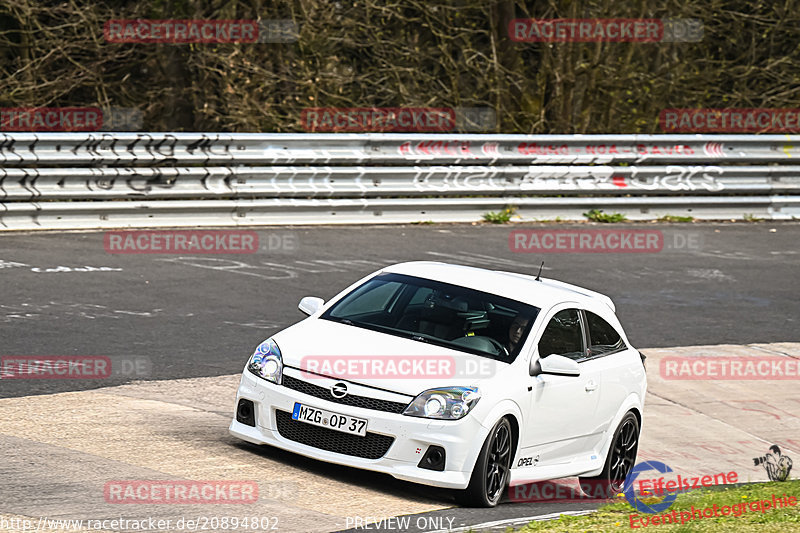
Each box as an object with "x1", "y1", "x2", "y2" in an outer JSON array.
[{"x1": 291, "y1": 402, "x2": 368, "y2": 437}]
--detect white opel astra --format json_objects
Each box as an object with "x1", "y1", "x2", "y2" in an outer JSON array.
[{"x1": 230, "y1": 262, "x2": 647, "y2": 507}]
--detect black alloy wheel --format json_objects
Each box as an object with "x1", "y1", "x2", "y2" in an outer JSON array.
[
  {"x1": 459, "y1": 417, "x2": 513, "y2": 507},
  {"x1": 579, "y1": 411, "x2": 640, "y2": 499}
]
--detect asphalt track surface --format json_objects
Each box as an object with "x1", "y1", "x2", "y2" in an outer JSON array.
[
  {"x1": 1, "y1": 223, "x2": 799, "y2": 397},
  {"x1": 2, "y1": 342, "x2": 797, "y2": 533},
  {"x1": 1, "y1": 222, "x2": 799, "y2": 532}
]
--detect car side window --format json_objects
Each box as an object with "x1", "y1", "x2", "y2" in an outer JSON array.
[
  {"x1": 537, "y1": 309, "x2": 585, "y2": 361},
  {"x1": 586, "y1": 311, "x2": 626, "y2": 356}
]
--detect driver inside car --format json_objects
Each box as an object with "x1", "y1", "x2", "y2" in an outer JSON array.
[{"x1": 505, "y1": 315, "x2": 530, "y2": 356}]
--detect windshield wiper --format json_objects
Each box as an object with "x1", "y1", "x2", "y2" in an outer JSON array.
[{"x1": 410, "y1": 335, "x2": 428, "y2": 343}]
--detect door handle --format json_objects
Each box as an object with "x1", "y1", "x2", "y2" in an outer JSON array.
[{"x1": 585, "y1": 380, "x2": 598, "y2": 392}]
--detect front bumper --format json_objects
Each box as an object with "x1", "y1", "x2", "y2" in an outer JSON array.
[{"x1": 229, "y1": 368, "x2": 488, "y2": 489}]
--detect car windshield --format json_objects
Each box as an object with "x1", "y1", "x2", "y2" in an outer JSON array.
[{"x1": 321, "y1": 272, "x2": 540, "y2": 361}]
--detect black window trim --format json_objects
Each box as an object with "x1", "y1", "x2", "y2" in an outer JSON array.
[
  {"x1": 578, "y1": 309, "x2": 588, "y2": 359},
  {"x1": 575, "y1": 309, "x2": 628, "y2": 363}
]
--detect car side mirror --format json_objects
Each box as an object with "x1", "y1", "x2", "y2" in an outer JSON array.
[
  {"x1": 298, "y1": 296, "x2": 325, "y2": 316},
  {"x1": 530, "y1": 354, "x2": 581, "y2": 377}
]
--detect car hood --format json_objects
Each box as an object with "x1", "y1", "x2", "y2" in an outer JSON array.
[{"x1": 271, "y1": 317, "x2": 506, "y2": 397}]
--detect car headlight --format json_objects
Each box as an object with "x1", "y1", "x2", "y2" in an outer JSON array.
[
  {"x1": 403, "y1": 386, "x2": 481, "y2": 420},
  {"x1": 247, "y1": 338, "x2": 283, "y2": 384}
]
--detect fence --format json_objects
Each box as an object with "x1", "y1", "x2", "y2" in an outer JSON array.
[{"x1": 1, "y1": 133, "x2": 798, "y2": 229}]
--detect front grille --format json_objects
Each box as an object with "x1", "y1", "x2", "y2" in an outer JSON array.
[
  {"x1": 282, "y1": 374, "x2": 409, "y2": 414},
  {"x1": 275, "y1": 410, "x2": 395, "y2": 459}
]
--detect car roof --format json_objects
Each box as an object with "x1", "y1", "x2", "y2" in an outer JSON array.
[{"x1": 381, "y1": 261, "x2": 615, "y2": 312}]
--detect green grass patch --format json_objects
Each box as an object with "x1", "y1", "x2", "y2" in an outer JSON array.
[
  {"x1": 483, "y1": 206, "x2": 517, "y2": 224},
  {"x1": 584, "y1": 209, "x2": 628, "y2": 223},
  {"x1": 658, "y1": 215, "x2": 695, "y2": 223},
  {"x1": 514, "y1": 480, "x2": 800, "y2": 532}
]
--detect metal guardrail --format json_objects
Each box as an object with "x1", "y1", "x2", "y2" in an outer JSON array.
[
  {"x1": 2, "y1": 165, "x2": 800, "y2": 200},
  {"x1": 1, "y1": 133, "x2": 799, "y2": 229},
  {"x1": 2, "y1": 132, "x2": 800, "y2": 164}
]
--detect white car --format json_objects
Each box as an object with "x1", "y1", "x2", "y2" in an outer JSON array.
[{"x1": 230, "y1": 262, "x2": 647, "y2": 507}]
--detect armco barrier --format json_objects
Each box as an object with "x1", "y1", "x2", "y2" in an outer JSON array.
[{"x1": 1, "y1": 133, "x2": 799, "y2": 229}]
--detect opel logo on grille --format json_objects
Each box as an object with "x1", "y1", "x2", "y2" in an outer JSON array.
[{"x1": 330, "y1": 382, "x2": 348, "y2": 399}]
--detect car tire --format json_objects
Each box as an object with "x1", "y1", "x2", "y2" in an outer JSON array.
[
  {"x1": 579, "y1": 411, "x2": 640, "y2": 499},
  {"x1": 457, "y1": 417, "x2": 513, "y2": 507}
]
